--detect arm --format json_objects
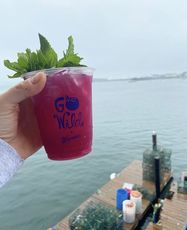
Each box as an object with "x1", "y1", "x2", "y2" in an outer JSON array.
[{"x1": 0, "y1": 72, "x2": 46, "y2": 187}]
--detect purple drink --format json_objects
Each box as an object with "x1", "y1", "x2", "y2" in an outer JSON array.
[{"x1": 24, "y1": 67, "x2": 93, "y2": 160}]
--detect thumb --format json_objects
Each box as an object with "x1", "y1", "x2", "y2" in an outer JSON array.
[{"x1": 3, "y1": 72, "x2": 47, "y2": 104}]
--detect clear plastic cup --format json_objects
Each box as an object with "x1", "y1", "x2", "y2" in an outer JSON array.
[
  {"x1": 122, "y1": 200, "x2": 136, "y2": 223},
  {"x1": 23, "y1": 67, "x2": 94, "y2": 160}
]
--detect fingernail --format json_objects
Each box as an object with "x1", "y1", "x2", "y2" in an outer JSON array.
[{"x1": 31, "y1": 72, "x2": 43, "y2": 84}]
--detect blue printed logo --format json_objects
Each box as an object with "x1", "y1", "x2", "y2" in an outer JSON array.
[
  {"x1": 53, "y1": 96, "x2": 83, "y2": 129},
  {"x1": 54, "y1": 96, "x2": 79, "y2": 112},
  {"x1": 66, "y1": 96, "x2": 79, "y2": 110},
  {"x1": 54, "y1": 97, "x2": 65, "y2": 112}
]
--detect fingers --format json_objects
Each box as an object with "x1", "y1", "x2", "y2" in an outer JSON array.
[{"x1": 2, "y1": 72, "x2": 47, "y2": 104}]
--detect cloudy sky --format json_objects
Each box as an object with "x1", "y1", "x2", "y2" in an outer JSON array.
[{"x1": 0, "y1": 0, "x2": 187, "y2": 84}]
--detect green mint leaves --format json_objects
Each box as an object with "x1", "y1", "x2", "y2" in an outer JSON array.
[
  {"x1": 4, "y1": 34, "x2": 85, "y2": 78},
  {"x1": 38, "y1": 34, "x2": 58, "y2": 68},
  {"x1": 57, "y1": 36, "x2": 83, "y2": 67}
]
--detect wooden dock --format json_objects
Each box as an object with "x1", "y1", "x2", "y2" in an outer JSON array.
[
  {"x1": 146, "y1": 183, "x2": 187, "y2": 230},
  {"x1": 53, "y1": 160, "x2": 171, "y2": 230}
]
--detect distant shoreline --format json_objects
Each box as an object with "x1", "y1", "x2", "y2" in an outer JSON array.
[{"x1": 93, "y1": 72, "x2": 187, "y2": 82}]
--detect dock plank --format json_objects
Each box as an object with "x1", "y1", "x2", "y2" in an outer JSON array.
[
  {"x1": 53, "y1": 160, "x2": 170, "y2": 230},
  {"x1": 146, "y1": 183, "x2": 187, "y2": 230},
  {"x1": 161, "y1": 183, "x2": 187, "y2": 229}
]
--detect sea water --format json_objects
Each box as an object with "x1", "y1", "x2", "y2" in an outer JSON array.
[{"x1": 0, "y1": 78, "x2": 186, "y2": 229}]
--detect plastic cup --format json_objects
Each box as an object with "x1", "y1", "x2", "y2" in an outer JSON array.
[
  {"x1": 23, "y1": 67, "x2": 94, "y2": 160},
  {"x1": 116, "y1": 188, "x2": 129, "y2": 210},
  {"x1": 130, "y1": 190, "x2": 142, "y2": 214},
  {"x1": 122, "y1": 200, "x2": 136, "y2": 223}
]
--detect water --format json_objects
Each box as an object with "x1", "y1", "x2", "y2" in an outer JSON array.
[{"x1": 0, "y1": 78, "x2": 187, "y2": 229}]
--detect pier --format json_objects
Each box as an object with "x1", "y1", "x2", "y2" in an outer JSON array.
[
  {"x1": 147, "y1": 183, "x2": 187, "y2": 230},
  {"x1": 52, "y1": 160, "x2": 171, "y2": 230}
]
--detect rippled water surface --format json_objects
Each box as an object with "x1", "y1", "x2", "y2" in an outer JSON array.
[{"x1": 0, "y1": 79, "x2": 187, "y2": 229}]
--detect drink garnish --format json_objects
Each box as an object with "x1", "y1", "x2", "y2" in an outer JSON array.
[{"x1": 4, "y1": 34, "x2": 85, "y2": 78}]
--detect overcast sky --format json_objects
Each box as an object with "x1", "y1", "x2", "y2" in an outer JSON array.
[{"x1": 1, "y1": 0, "x2": 187, "y2": 84}]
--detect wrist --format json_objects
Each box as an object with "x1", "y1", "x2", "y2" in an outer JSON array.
[
  {"x1": 0, "y1": 138, "x2": 24, "y2": 160},
  {"x1": 7, "y1": 139, "x2": 28, "y2": 160},
  {"x1": 0, "y1": 137, "x2": 27, "y2": 160}
]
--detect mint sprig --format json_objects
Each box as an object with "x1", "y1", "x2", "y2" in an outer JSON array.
[
  {"x1": 4, "y1": 34, "x2": 85, "y2": 78},
  {"x1": 38, "y1": 33, "x2": 58, "y2": 68},
  {"x1": 57, "y1": 36, "x2": 83, "y2": 67}
]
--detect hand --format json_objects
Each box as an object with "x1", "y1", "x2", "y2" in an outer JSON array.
[{"x1": 0, "y1": 72, "x2": 46, "y2": 159}]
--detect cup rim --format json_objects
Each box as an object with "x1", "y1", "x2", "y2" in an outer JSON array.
[{"x1": 22, "y1": 67, "x2": 94, "y2": 79}]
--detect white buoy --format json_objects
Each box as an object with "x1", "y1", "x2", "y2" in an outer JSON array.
[{"x1": 110, "y1": 173, "x2": 116, "y2": 180}]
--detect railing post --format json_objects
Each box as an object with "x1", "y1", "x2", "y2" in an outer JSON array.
[{"x1": 154, "y1": 156, "x2": 160, "y2": 200}]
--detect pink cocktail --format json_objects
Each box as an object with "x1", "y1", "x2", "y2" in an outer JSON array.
[{"x1": 25, "y1": 67, "x2": 93, "y2": 160}]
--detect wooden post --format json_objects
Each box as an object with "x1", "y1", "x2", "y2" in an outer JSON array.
[{"x1": 152, "y1": 131, "x2": 157, "y2": 151}]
